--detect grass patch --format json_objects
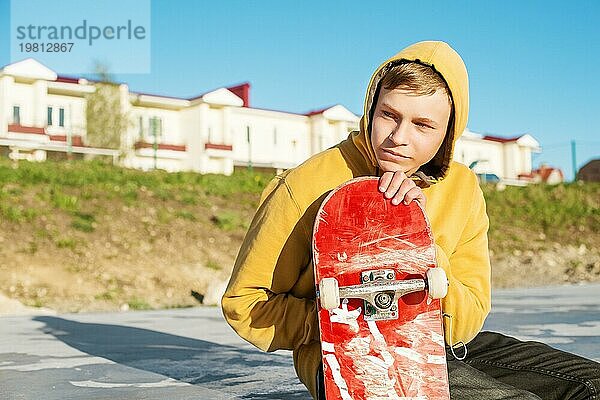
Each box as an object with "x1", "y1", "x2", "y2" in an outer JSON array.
[
  {"x1": 71, "y1": 212, "x2": 96, "y2": 232},
  {"x1": 157, "y1": 208, "x2": 173, "y2": 224},
  {"x1": 152, "y1": 187, "x2": 173, "y2": 201},
  {"x1": 175, "y1": 210, "x2": 197, "y2": 221},
  {"x1": 211, "y1": 211, "x2": 247, "y2": 231},
  {"x1": 1, "y1": 157, "x2": 598, "y2": 261},
  {"x1": 55, "y1": 237, "x2": 77, "y2": 250},
  {"x1": 205, "y1": 259, "x2": 222, "y2": 270},
  {"x1": 94, "y1": 288, "x2": 122, "y2": 301},
  {"x1": 0, "y1": 204, "x2": 38, "y2": 223},
  {"x1": 0, "y1": 158, "x2": 274, "y2": 199},
  {"x1": 51, "y1": 190, "x2": 79, "y2": 212},
  {"x1": 32, "y1": 299, "x2": 45, "y2": 308},
  {"x1": 483, "y1": 182, "x2": 600, "y2": 250},
  {"x1": 35, "y1": 228, "x2": 54, "y2": 239},
  {"x1": 17, "y1": 240, "x2": 38, "y2": 255},
  {"x1": 127, "y1": 298, "x2": 152, "y2": 310},
  {"x1": 180, "y1": 193, "x2": 199, "y2": 205},
  {"x1": 121, "y1": 182, "x2": 139, "y2": 201}
]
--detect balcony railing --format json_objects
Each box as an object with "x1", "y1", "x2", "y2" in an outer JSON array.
[
  {"x1": 49, "y1": 135, "x2": 84, "y2": 147},
  {"x1": 134, "y1": 141, "x2": 187, "y2": 152},
  {"x1": 7, "y1": 124, "x2": 46, "y2": 135},
  {"x1": 205, "y1": 142, "x2": 233, "y2": 151}
]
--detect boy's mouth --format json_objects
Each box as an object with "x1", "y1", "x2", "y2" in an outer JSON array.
[{"x1": 381, "y1": 148, "x2": 412, "y2": 160}]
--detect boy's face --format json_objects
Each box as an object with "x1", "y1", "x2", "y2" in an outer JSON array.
[{"x1": 370, "y1": 87, "x2": 452, "y2": 176}]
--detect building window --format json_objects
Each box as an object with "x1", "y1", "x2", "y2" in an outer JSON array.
[
  {"x1": 47, "y1": 107, "x2": 53, "y2": 126},
  {"x1": 138, "y1": 116, "x2": 144, "y2": 139},
  {"x1": 208, "y1": 126, "x2": 212, "y2": 143},
  {"x1": 273, "y1": 127, "x2": 277, "y2": 146},
  {"x1": 12, "y1": 106, "x2": 20, "y2": 125},
  {"x1": 149, "y1": 116, "x2": 162, "y2": 139},
  {"x1": 59, "y1": 108, "x2": 65, "y2": 127}
]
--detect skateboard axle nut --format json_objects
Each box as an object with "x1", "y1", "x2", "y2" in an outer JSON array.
[{"x1": 374, "y1": 292, "x2": 394, "y2": 309}]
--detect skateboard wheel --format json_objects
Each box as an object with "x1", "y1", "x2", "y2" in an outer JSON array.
[
  {"x1": 319, "y1": 278, "x2": 340, "y2": 310},
  {"x1": 426, "y1": 268, "x2": 448, "y2": 299}
]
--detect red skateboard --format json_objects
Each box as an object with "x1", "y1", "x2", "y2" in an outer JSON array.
[{"x1": 312, "y1": 177, "x2": 450, "y2": 399}]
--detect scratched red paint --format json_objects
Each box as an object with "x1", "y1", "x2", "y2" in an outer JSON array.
[{"x1": 312, "y1": 177, "x2": 450, "y2": 400}]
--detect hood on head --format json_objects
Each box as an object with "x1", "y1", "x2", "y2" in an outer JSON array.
[{"x1": 352, "y1": 41, "x2": 469, "y2": 183}]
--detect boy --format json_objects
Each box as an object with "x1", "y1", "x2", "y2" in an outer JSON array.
[{"x1": 222, "y1": 41, "x2": 600, "y2": 399}]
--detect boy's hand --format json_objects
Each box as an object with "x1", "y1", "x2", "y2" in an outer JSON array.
[{"x1": 378, "y1": 171, "x2": 426, "y2": 207}]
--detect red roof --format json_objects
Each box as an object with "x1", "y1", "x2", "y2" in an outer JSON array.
[
  {"x1": 304, "y1": 106, "x2": 333, "y2": 116},
  {"x1": 122, "y1": 86, "x2": 309, "y2": 116},
  {"x1": 482, "y1": 135, "x2": 521, "y2": 143},
  {"x1": 226, "y1": 82, "x2": 251, "y2": 107},
  {"x1": 49, "y1": 68, "x2": 334, "y2": 117},
  {"x1": 518, "y1": 172, "x2": 534, "y2": 179},
  {"x1": 533, "y1": 165, "x2": 564, "y2": 182}
]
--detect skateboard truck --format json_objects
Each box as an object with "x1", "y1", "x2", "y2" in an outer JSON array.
[{"x1": 319, "y1": 267, "x2": 448, "y2": 321}]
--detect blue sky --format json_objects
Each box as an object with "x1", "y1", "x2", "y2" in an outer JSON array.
[{"x1": 1, "y1": 0, "x2": 598, "y2": 179}]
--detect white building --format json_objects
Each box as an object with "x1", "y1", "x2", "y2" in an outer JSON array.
[
  {"x1": 454, "y1": 128, "x2": 541, "y2": 183},
  {"x1": 1, "y1": 58, "x2": 540, "y2": 182}
]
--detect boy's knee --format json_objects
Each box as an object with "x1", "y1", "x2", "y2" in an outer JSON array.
[{"x1": 580, "y1": 376, "x2": 600, "y2": 400}]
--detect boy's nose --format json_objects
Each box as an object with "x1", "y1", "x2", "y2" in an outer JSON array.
[{"x1": 387, "y1": 121, "x2": 411, "y2": 146}]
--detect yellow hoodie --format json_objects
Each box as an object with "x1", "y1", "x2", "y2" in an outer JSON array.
[{"x1": 222, "y1": 41, "x2": 491, "y2": 399}]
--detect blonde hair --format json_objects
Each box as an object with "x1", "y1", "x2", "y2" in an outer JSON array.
[{"x1": 380, "y1": 61, "x2": 452, "y2": 102}]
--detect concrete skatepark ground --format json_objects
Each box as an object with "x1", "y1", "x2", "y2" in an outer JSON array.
[{"x1": 1, "y1": 284, "x2": 599, "y2": 399}]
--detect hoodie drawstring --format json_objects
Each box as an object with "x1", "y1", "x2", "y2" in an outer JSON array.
[{"x1": 443, "y1": 312, "x2": 468, "y2": 361}]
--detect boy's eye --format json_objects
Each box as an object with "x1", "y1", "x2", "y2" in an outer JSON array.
[
  {"x1": 382, "y1": 111, "x2": 395, "y2": 118},
  {"x1": 416, "y1": 122, "x2": 432, "y2": 129}
]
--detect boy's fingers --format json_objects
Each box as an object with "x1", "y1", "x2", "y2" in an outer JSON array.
[
  {"x1": 391, "y1": 178, "x2": 416, "y2": 205},
  {"x1": 402, "y1": 186, "x2": 426, "y2": 206},
  {"x1": 378, "y1": 171, "x2": 394, "y2": 192},
  {"x1": 384, "y1": 171, "x2": 407, "y2": 199}
]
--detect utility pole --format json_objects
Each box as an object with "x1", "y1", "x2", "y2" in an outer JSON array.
[{"x1": 571, "y1": 140, "x2": 577, "y2": 181}]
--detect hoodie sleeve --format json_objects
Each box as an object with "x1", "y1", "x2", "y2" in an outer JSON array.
[
  {"x1": 221, "y1": 176, "x2": 320, "y2": 352},
  {"x1": 435, "y1": 180, "x2": 492, "y2": 347}
]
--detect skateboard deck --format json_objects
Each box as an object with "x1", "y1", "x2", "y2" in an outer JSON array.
[{"x1": 312, "y1": 177, "x2": 450, "y2": 399}]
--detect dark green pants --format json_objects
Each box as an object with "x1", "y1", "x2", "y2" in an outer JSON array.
[{"x1": 317, "y1": 331, "x2": 600, "y2": 399}]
